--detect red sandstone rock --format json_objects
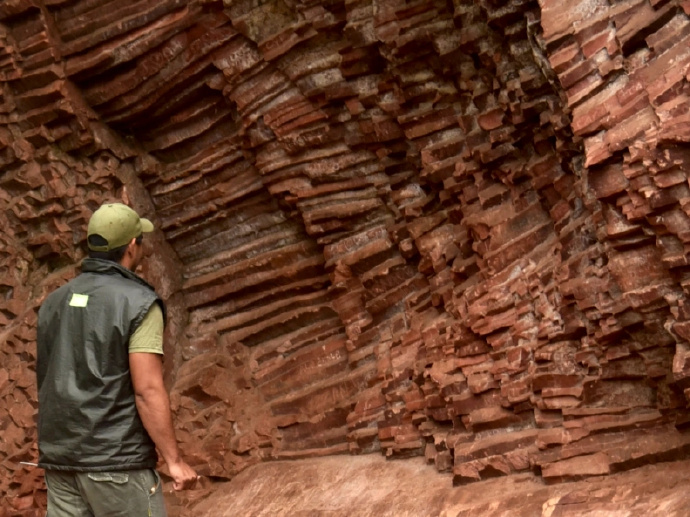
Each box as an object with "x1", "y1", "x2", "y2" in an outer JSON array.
[{"x1": 2, "y1": 0, "x2": 690, "y2": 514}]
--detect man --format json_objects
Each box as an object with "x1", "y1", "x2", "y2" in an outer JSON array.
[{"x1": 36, "y1": 202, "x2": 197, "y2": 516}]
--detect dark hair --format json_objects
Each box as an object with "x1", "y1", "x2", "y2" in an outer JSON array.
[{"x1": 88, "y1": 234, "x2": 143, "y2": 263}]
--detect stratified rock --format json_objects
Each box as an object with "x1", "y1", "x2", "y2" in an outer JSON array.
[{"x1": 1, "y1": 0, "x2": 690, "y2": 514}]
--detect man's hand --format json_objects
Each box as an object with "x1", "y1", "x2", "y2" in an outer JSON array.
[{"x1": 168, "y1": 460, "x2": 199, "y2": 491}]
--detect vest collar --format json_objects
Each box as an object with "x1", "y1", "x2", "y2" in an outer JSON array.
[{"x1": 81, "y1": 258, "x2": 156, "y2": 292}]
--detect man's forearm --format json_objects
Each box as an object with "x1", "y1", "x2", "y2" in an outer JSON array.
[
  {"x1": 130, "y1": 352, "x2": 199, "y2": 490},
  {"x1": 134, "y1": 386, "x2": 183, "y2": 466},
  {"x1": 129, "y1": 352, "x2": 184, "y2": 468}
]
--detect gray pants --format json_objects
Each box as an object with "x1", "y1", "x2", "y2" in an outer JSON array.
[{"x1": 45, "y1": 469, "x2": 167, "y2": 517}]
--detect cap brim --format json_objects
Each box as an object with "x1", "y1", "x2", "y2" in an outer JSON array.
[{"x1": 141, "y1": 218, "x2": 154, "y2": 233}]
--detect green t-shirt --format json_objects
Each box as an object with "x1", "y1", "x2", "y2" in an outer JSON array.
[{"x1": 129, "y1": 303, "x2": 164, "y2": 354}]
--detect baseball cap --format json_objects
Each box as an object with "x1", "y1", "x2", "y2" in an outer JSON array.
[{"x1": 87, "y1": 203, "x2": 154, "y2": 252}]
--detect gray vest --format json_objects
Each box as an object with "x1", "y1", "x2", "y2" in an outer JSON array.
[{"x1": 37, "y1": 258, "x2": 165, "y2": 471}]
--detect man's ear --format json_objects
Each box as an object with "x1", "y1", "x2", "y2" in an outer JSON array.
[
  {"x1": 125, "y1": 237, "x2": 137, "y2": 254},
  {"x1": 119, "y1": 238, "x2": 139, "y2": 268}
]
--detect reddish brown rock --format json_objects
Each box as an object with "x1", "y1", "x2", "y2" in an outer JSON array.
[
  {"x1": 2, "y1": 0, "x2": 690, "y2": 514},
  {"x1": 178, "y1": 455, "x2": 690, "y2": 517}
]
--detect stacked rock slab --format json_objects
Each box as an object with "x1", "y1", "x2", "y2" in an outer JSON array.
[{"x1": 0, "y1": 0, "x2": 689, "y2": 513}]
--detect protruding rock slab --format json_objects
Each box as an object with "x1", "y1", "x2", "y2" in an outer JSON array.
[{"x1": 175, "y1": 454, "x2": 690, "y2": 517}]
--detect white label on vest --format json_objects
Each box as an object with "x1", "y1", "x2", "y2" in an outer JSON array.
[{"x1": 69, "y1": 293, "x2": 89, "y2": 307}]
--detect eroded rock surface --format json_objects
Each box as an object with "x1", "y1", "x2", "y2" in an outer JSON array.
[
  {"x1": 175, "y1": 455, "x2": 690, "y2": 517},
  {"x1": 1, "y1": 0, "x2": 690, "y2": 514}
]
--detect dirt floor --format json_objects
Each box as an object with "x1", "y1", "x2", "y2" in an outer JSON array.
[{"x1": 164, "y1": 455, "x2": 690, "y2": 516}]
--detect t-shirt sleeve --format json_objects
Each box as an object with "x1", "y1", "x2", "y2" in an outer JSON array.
[{"x1": 129, "y1": 302, "x2": 164, "y2": 355}]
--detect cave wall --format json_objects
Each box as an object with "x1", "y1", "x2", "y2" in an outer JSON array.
[{"x1": 1, "y1": 0, "x2": 690, "y2": 513}]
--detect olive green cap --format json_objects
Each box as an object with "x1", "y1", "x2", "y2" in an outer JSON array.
[{"x1": 87, "y1": 203, "x2": 154, "y2": 252}]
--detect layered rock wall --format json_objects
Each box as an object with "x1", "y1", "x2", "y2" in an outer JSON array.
[{"x1": 1, "y1": 0, "x2": 690, "y2": 514}]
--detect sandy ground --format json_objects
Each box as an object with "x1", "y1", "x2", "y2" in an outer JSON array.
[{"x1": 164, "y1": 454, "x2": 690, "y2": 516}]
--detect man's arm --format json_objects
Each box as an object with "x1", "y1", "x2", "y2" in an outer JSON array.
[{"x1": 129, "y1": 352, "x2": 197, "y2": 490}]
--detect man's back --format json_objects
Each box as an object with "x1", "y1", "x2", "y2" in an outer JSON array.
[{"x1": 37, "y1": 258, "x2": 159, "y2": 471}]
